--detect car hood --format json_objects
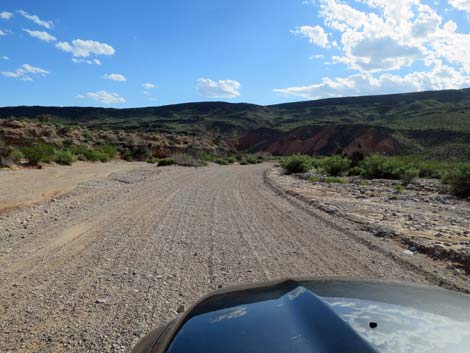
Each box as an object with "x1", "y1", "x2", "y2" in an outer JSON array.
[{"x1": 137, "y1": 278, "x2": 470, "y2": 353}]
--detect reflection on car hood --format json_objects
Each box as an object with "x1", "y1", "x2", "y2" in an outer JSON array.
[{"x1": 161, "y1": 279, "x2": 470, "y2": 353}]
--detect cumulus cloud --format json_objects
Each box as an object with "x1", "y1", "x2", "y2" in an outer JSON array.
[
  {"x1": 448, "y1": 0, "x2": 470, "y2": 13},
  {"x1": 197, "y1": 78, "x2": 241, "y2": 98},
  {"x1": 274, "y1": 64, "x2": 470, "y2": 100},
  {"x1": 103, "y1": 73, "x2": 126, "y2": 82},
  {"x1": 142, "y1": 83, "x2": 155, "y2": 89},
  {"x1": 1, "y1": 63, "x2": 49, "y2": 81},
  {"x1": 291, "y1": 25, "x2": 329, "y2": 47},
  {"x1": 56, "y1": 39, "x2": 115, "y2": 58},
  {"x1": 280, "y1": 0, "x2": 470, "y2": 99},
  {"x1": 76, "y1": 91, "x2": 126, "y2": 105},
  {"x1": 18, "y1": 10, "x2": 53, "y2": 29},
  {"x1": 0, "y1": 11, "x2": 13, "y2": 20},
  {"x1": 23, "y1": 28, "x2": 56, "y2": 42}
]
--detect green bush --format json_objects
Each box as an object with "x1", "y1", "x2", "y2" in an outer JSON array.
[
  {"x1": 318, "y1": 156, "x2": 352, "y2": 176},
  {"x1": 100, "y1": 145, "x2": 117, "y2": 159},
  {"x1": 443, "y1": 163, "x2": 470, "y2": 198},
  {"x1": 146, "y1": 158, "x2": 158, "y2": 164},
  {"x1": 54, "y1": 150, "x2": 77, "y2": 165},
  {"x1": 158, "y1": 158, "x2": 176, "y2": 166},
  {"x1": 9, "y1": 149, "x2": 25, "y2": 163},
  {"x1": 400, "y1": 167, "x2": 419, "y2": 185},
  {"x1": 244, "y1": 156, "x2": 259, "y2": 165},
  {"x1": 279, "y1": 155, "x2": 312, "y2": 174},
  {"x1": 84, "y1": 149, "x2": 109, "y2": 162},
  {"x1": 21, "y1": 143, "x2": 57, "y2": 165},
  {"x1": 360, "y1": 155, "x2": 418, "y2": 183},
  {"x1": 226, "y1": 156, "x2": 236, "y2": 164},
  {"x1": 348, "y1": 166, "x2": 363, "y2": 176}
]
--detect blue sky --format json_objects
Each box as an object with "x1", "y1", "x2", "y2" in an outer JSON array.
[{"x1": 1, "y1": 0, "x2": 470, "y2": 107}]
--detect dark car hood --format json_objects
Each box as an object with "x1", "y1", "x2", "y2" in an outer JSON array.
[{"x1": 136, "y1": 278, "x2": 470, "y2": 353}]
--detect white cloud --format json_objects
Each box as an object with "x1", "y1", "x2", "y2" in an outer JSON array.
[
  {"x1": 1, "y1": 63, "x2": 49, "y2": 81},
  {"x1": 76, "y1": 91, "x2": 126, "y2": 105},
  {"x1": 103, "y1": 73, "x2": 127, "y2": 82},
  {"x1": 291, "y1": 25, "x2": 329, "y2": 47},
  {"x1": 197, "y1": 78, "x2": 241, "y2": 98},
  {"x1": 23, "y1": 28, "x2": 56, "y2": 42},
  {"x1": 72, "y1": 58, "x2": 101, "y2": 65},
  {"x1": 142, "y1": 82, "x2": 155, "y2": 89},
  {"x1": 448, "y1": 0, "x2": 470, "y2": 12},
  {"x1": 143, "y1": 90, "x2": 150, "y2": 95},
  {"x1": 0, "y1": 30, "x2": 6, "y2": 36},
  {"x1": 18, "y1": 10, "x2": 53, "y2": 29},
  {"x1": 274, "y1": 64, "x2": 470, "y2": 99},
  {"x1": 282, "y1": 0, "x2": 470, "y2": 99},
  {"x1": 0, "y1": 11, "x2": 13, "y2": 20},
  {"x1": 2, "y1": 56, "x2": 8, "y2": 60},
  {"x1": 56, "y1": 39, "x2": 115, "y2": 58}
]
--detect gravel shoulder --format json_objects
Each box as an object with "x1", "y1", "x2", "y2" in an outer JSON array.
[{"x1": 1, "y1": 162, "x2": 469, "y2": 352}]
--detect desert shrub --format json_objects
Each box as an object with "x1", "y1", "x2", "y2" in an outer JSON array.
[
  {"x1": 309, "y1": 176, "x2": 321, "y2": 182},
  {"x1": 226, "y1": 156, "x2": 236, "y2": 164},
  {"x1": 400, "y1": 167, "x2": 419, "y2": 185},
  {"x1": 196, "y1": 151, "x2": 216, "y2": 162},
  {"x1": 240, "y1": 159, "x2": 249, "y2": 165},
  {"x1": 121, "y1": 149, "x2": 133, "y2": 161},
  {"x1": 146, "y1": 158, "x2": 158, "y2": 164},
  {"x1": 443, "y1": 163, "x2": 470, "y2": 198},
  {"x1": 9, "y1": 148, "x2": 25, "y2": 164},
  {"x1": 100, "y1": 145, "x2": 117, "y2": 159},
  {"x1": 54, "y1": 150, "x2": 77, "y2": 165},
  {"x1": 318, "y1": 156, "x2": 352, "y2": 176},
  {"x1": 158, "y1": 158, "x2": 176, "y2": 166},
  {"x1": 245, "y1": 156, "x2": 259, "y2": 164},
  {"x1": 21, "y1": 143, "x2": 57, "y2": 165},
  {"x1": 360, "y1": 155, "x2": 418, "y2": 183},
  {"x1": 85, "y1": 149, "x2": 109, "y2": 162},
  {"x1": 348, "y1": 166, "x2": 363, "y2": 176},
  {"x1": 279, "y1": 155, "x2": 312, "y2": 174}
]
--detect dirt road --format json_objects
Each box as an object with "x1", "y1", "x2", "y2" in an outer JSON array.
[{"x1": 0, "y1": 163, "x2": 466, "y2": 352}]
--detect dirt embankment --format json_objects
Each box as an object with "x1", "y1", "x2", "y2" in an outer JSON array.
[
  {"x1": 0, "y1": 119, "x2": 231, "y2": 163},
  {"x1": 1, "y1": 163, "x2": 469, "y2": 352},
  {"x1": 238, "y1": 125, "x2": 398, "y2": 157}
]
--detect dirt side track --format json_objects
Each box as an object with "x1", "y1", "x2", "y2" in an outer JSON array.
[{"x1": 0, "y1": 163, "x2": 467, "y2": 352}]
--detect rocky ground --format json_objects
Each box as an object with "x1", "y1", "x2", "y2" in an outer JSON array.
[
  {"x1": 1, "y1": 163, "x2": 469, "y2": 352},
  {"x1": 268, "y1": 166, "x2": 470, "y2": 277}
]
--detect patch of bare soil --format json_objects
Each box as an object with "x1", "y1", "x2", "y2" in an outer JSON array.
[
  {"x1": 267, "y1": 166, "x2": 470, "y2": 275},
  {"x1": 0, "y1": 161, "x2": 148, "y2": 214}
]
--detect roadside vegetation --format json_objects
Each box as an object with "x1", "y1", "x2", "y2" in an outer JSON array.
[{"x1": 279, "y1": 154, "x2": 470, "y2": 199}]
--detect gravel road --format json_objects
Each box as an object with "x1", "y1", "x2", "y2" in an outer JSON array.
[{"x1": 0, "y1": 163, "x2": 457, "y2": 352}]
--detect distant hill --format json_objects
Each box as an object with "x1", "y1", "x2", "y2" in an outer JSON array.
[{"x1": 1, "y1": 89, "x2": 470, "y2": 160}]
